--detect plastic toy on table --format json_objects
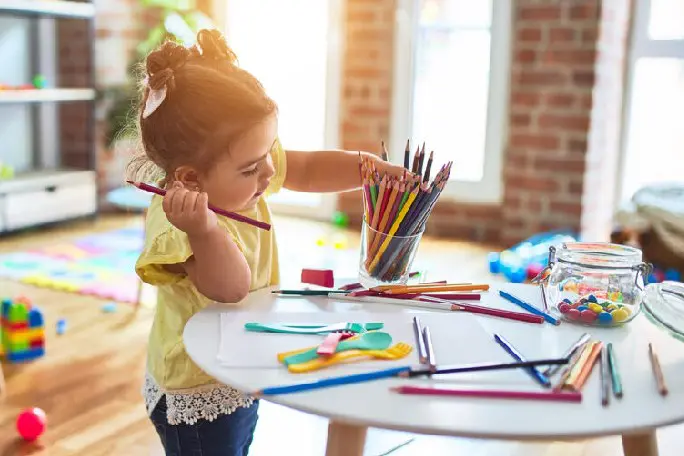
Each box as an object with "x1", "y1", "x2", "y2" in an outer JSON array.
[
  {"x1": 488, "y1": 230, "x2": 577, "y2": 283},
  {"x1": 1, "y1": 297, "x2": 45, "y2": 362}
]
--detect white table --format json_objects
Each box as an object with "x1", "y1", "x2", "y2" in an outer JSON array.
[{"x1": 184, "y1": 284, "x2": 684, "y2": 456}]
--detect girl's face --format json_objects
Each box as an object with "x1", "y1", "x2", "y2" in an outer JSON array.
[{"x1": 197, "y1": 114, "x2": 278, "y2": 212}]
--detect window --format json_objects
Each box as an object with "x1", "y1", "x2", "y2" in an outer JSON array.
[
  {"x1": 390, "y1": 0, "x2": 512, "y2": 203},
  {"x1": 619, "y1": 0, "x2": 684, "y2": 203},
  {"x1": 219, "y1": 0, "x2": 342, "y2": 219}
]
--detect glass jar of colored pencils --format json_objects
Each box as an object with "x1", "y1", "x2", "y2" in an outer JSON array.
[
  {"x1": 358, "y1": 219, "x2": 425, "y2": 288},
  {"x1": 541, "y1": 242, "x2": 652, "y2": 327}
]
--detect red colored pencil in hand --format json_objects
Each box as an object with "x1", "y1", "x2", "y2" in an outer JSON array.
[{"x1": 126, "y1": 181, "x2": 271, "y2": 231}]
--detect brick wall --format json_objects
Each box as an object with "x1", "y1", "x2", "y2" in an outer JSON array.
[
  {"x1": 337, "y1": 0, "x2": 634, "y2": 245},
  {"x1": 336, "y1": 0, "x2": 396, "y2": 224},
  {"x1": 58, "y1": 0, "x2": 148, "y2": 197},
  {"x1": 58, "y1": 18, "x2": 93, "y2": 171}
]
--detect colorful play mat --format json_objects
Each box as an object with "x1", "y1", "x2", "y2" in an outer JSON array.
[{"x1": 0, "y1": 225, "x2": 148, "y2": 305}]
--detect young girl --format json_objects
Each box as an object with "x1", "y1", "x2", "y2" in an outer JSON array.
[{"x1": 131, "y1": 29, "x2": 406, "y2": 455}]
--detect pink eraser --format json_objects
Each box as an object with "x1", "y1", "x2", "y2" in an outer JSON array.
[{"x1": 301, "y1": 269, "x2": 334, "y2": 288}]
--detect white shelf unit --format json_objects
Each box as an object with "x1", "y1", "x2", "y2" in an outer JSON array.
[
  {"x1": 0, "y1": 88, "x2": 95, "y2": 103},
  {"x1": 0, "y1": 1, "x2": 97, "y2": 234},
  {"x1": 0, "y1": 0, "x2": 94, "y2": 19}
]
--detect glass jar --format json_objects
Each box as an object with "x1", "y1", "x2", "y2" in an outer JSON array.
[
  {"x1": 540, "y1": 242, "x2": 652, "y2": 327},
  {"x1": 642, "y1": 281, "x2": 684, "y2": 342}
]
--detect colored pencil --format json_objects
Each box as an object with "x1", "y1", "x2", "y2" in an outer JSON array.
[
  {"x1": 423, "y1": 325, "x2": 436, "y2": 371},
  {"x1": 349, "y1": 291, "x2": 478, "y2": 300},
  {"x1": 417, "y1": 142, "x2": 425, "y2": 177},
  {"x1": 392, "y1": 386, "x2": 582, "y2": 403},
  {"x1": 494, "y1": 334, "x2": 551, "y2": 387},
  {"x1": 126, "y1": 181, "x2": 271, "y2": 231},
  {"x1": 403, "y1": 139, "x2": 410, "y2": 169},
  {"x1": 607, "y1": 343, "x2": 623, "y2": 398},
  {"x1": 404, "y1": 357, "x2": 570, "y2": 377},
  {"x1": 648, "y1": 342, "x2": 668, "y2": 396},
  {"x1": 423, "y1": 150, "x2": 434, "y2": 182},
  {"x1": 498, "y1": 290, "x2": 560, "y2": 326},
  {"x1": 543, "y1": 333, "x2": 591, "y2": 377},
  {"x1": 413, "y1": 316, "x2": 428, "y2": 364},
  {"x1": 369, "y1": 175, "x2": 389, "y2": 232},
  {"x1": 600, "y1": 344, "x2": 610, "y2": 406},
  {"x1": 378, "y1": 283, "x2": 489, "y2": 294},
  {"x1": 566, "y1": 341, "x2": 603, "y2": 391},
  {"x1": 419, "y1": 296, "x2": 544, "y2": 324},
  {"x1": 381, "y1": 140, "x2": 389, "y2": 161},
  {"x1": 254, "y1": 366, "x2": 411, "y2": 396},
  {"x1": 555, "y1": 341, "x2": 595, "y2": 391},
  {"x1": 271, "y1": 289, "x2": 349, "y2": 296}
]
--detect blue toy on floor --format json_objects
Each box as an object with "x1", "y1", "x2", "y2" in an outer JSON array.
[{"x1": 489, "y1": 230, "x2": 577, "y2": 283}]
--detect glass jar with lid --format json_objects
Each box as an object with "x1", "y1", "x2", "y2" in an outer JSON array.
[
  {"x1": 643, "y1": 281, "x2": 684, "y2": 341},
  {"x1": 540, "y1": 242, "x2": 652, "y2": 327}
]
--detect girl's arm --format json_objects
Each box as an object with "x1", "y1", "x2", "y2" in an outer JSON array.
[
  {"x1": 283, "y1": 149, "x2": 406, "y2": 193},
  {"x1": 162, "y1": 183, "x2": 251, "y2": 303},
  {"x1": 182, "y1": 228, "x2": 251, "y2": 303}
]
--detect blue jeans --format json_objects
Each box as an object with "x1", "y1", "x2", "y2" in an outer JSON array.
[{"x1": 150, "y1": 398, "x2": 259, "y2": 456}]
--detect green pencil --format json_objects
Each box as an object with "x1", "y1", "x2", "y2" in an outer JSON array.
[
  {"x1": 607, "y1": 343, "x2": 623, "y2": 398},
  {"x1": 370, "y1": 184, "x2": 378, "y2": 209}
]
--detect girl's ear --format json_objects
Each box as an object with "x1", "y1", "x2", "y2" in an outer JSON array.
[{"x1": 173, "y1": 166, "x2": 202, "y2": 191}]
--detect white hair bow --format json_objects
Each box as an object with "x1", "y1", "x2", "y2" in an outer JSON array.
[{"x1": 142, "y1": 76, "x2": 167, "y2": 119}]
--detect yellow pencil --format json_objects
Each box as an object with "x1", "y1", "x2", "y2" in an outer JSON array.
[
  {"x1": 368, "y1": 186, "x2": 419, "y2": 273},
  {"x1": 367, "y1": 182, "x2": 399, "y2": 256}
]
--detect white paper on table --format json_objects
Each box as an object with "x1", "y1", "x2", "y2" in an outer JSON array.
[{"x1": 216, "y1": 311, "x2": 541, "y2": 385}]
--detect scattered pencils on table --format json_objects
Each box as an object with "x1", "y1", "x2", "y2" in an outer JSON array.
[{"x1": 359, "y1": 141, "x2": 452, "y2": 282}]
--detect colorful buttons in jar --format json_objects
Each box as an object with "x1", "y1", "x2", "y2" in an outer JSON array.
[{"x1": 557, "y1": 294, "x2": 635, "y2": 326}]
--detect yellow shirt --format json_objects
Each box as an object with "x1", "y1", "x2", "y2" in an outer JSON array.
[{"x1": 135, "y1": 139, "x2": 286, "y2": 391}]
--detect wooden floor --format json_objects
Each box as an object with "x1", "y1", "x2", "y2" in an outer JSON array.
[{"x1": 0, "y1": 214, "x2": 682, "y2": 456}]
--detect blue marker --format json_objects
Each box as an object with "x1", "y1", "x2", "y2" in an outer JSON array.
[
  {"x1": 499, "y1": 290, "x2": 559, "y2": 325},
  {"x1": 494, "y1": 334, "x2": 551, "y2": 388}
]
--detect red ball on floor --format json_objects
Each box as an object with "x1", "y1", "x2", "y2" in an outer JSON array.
[{"x1": 16, "y1": 408, "x2": 47, "y2": 441}]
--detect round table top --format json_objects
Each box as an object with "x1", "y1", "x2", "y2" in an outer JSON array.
[{"x1": 184, "y1": 283, "x2": 684, "y2": 441}]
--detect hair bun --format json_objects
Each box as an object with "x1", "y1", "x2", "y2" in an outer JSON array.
[
  {"x1": 146, "y1": 41, "x2": 190, "y2": 90},
  {"x1": 197, "y1": 29, "x2": 238, "y2": 64}
]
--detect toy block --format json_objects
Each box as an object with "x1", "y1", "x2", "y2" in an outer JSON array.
[
  {"x1": 7, "y1": 347, "x2": 44, "y2": 363},
  {"x1": 5, "y1": 328, "x2": 44, "y2": 344},
  {"x1": 30, "y1": 339, "x2": 44, "y2": 349},
  {"x1": 301, "y1": 269, "x2": 334, "y2": 288},
  {"x1": 1, "y1": 297, "x2": 45, "y2": 364},
  {"x1": 8, "y1": 339, "x2": 29, "y2": 352},
  {"x1": 28, "y1": 309, "x2": 43, "y2": 328},
  {"x1": 15, "y1": 295, "x2": 31, "y2": 305},
  {"x1": 0, "y1": 319, "x2": 28, "y2": 331},
  {"x1": 1, "y1": 299, "x2": 11, "y2": 316},
  {"x1": 7, "y1": 303, "x2": 28, "y2": 323}
]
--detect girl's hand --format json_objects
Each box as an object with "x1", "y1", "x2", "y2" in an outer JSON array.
[
  {"x1": 374, "y1": 158, "x2": 415, "y2": 181},
  {"x1": 162, "y1": 182, "x2": 218, "y2": 237}
]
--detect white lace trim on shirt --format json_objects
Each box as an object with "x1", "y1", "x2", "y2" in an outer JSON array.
[{"x1": 143, "y1": 372, "x2": 254, "y2": 425}]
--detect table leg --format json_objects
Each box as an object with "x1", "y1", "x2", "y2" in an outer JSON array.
[
  {"x1": 622, "y1": 431, "x2": 658, "y2": 456},
  {"x1": 325, "y1": 420, "x2": 367, "y2": 456}
]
